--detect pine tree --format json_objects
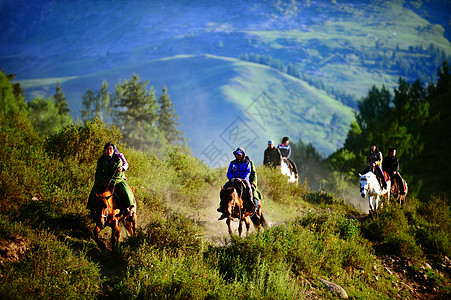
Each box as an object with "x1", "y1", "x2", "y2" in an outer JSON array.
[
  {"x1": 157, "y1": 86, "x2": 182, "y2": 145},
  {"x1": 114, "y1": 73, "x2": 159, "y2": 150},
  {"x1": 53, "y1": 82, "x2": 70, "y2": 115}
]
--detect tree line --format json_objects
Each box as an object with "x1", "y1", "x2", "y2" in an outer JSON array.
[
  {"x1": 1, "y1": 72, "x2": 183, "y2": 152},
  {"x1": 275, "y1": 61, "x2": 450, "y2": 199},
  {"x1": 324, "y1": 61, "x2": 449, "y2": 199}
]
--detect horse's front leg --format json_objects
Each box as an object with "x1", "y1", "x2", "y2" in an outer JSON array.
[
  {"x1": 244, "y1": 217, "x2": 250, "y2": 236},
  {"x1": 226, "y1": 218, "x2": 233, "y2": 235},
  {"x1": 238, "y1": 219, "x2": 243, "y2": 236},
  {"x1": 368, "y1": 195, "x2": 374, "y2": 212},
  {"x1": 93, "y1": 226, "x2": 106, "y2": 251},
  {"x1": 111, "y1": 220, "x2": 121, "y2": 252}
]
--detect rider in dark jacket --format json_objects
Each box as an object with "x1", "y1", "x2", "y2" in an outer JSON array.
[
  {"x1": 382, "y1": 148, "x2": 405, "y2": 194},
  {"x1": 87, "y1": 142, "x2": 135, "y2": 219},
  {"x1": 263, "y1": 140, "x2": 282, "y2": 168}
]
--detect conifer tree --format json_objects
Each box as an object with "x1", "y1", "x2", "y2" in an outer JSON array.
[
  {"x1": 53, "y1": 82, "x2": 71, "y2": 115},
  {"x1": 114, "y1": 73, "x2": 159, "y2": 150},
  {"x1": 157, "y1": 86, "x2": 182, "y2": 145}
]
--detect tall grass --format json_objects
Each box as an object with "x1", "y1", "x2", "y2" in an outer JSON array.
[{"x1": 1, "y1": 119, "x2": 450, "y2": 299}]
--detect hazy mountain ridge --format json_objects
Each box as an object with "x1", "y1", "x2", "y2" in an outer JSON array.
[{"x1": 1, "y1": 0, "x2": 450, "y2": 163}]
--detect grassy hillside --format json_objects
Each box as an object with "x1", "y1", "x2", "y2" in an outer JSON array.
[
  {"x1": 20, "y1": 55, "x2": 355, "y2": 162},
  {"x1": 0, "y1": 116, "x2": 450, "y2": 299}
]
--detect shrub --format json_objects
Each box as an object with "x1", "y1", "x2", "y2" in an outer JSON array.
[
  {"x1": 45, "y1": 119, "x2": 122, "y2": 165},
  {"x1": 126, "y1": 213, "x2": 203, "y2": 255},
  {"x1": 361, "y1": 206, "x2": 423, "y2": 261},
  {"x1": 257, "y1": 165, "x2": 309, "y2": 206},
  {"x1": 0, "y1": 231, "x2": 100, "y2": 300}
]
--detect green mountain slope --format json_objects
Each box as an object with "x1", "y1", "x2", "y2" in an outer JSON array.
[
  {"x1": 21, "y1": 54, "x2": 354, "y2": 163},
  {"x1": 3, "y1": 0, "x2": 451, "y2": 162}
]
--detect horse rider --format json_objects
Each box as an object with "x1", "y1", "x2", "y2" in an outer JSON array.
[
  {"x1": 87, "y1": 142, "x2": 135, "y2": 220},
  {"x1": 362, "y1": 143, "x2": 387, "y2": 189},
  {"x1": 382, "y1": 147, "x2": 406, "y2": 194},
  {"x1": 217, "y1": 147, "x2": 254, "y2": 220},
  {"x1": 278, "y1": 137, "x2": 299, "y2": 178},
  {"x1": 263, "y1": 140, "x2": 282, "y2": 168}
]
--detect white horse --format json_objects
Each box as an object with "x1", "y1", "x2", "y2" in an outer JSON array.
[
  {"x1": 281, "y1": 160, "x2": 298, "y2": 184},
  {"x1": 359, "y1": 171, "x2": 390, "y2": 212}
]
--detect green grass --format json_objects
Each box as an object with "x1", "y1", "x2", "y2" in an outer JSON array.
[{"x1": 1, "y1": 98, "x2": 450, "y2": 298}]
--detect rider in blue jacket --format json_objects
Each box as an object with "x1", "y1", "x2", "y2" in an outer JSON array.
[{"x1": 218, "y1": 147, "x2": 255, "y2": 220}]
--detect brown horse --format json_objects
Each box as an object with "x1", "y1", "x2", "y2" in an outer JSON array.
[
  {"x1": 390, "y1": 174, "x2": 408, "y2": 206},
  {"x1": 93, "y1": 186, "x2": 137, "y2": 251},
  {"x1": 219, "y1": 179, "x2": 267, "y2": 236}
]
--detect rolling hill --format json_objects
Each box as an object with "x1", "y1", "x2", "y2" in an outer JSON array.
[
  {"x1": 19, "y1": 54, "x2": 354, "y2": 164},
  {"x1": 1, "y1": 0, "x2": 451, "y2": 164}
]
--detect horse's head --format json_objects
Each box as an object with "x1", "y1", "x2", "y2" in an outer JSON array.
[
  {"x1": 219, "y1": 179, "x2": 245, "y2": 216},
  {"x1": 359, "y1": 173, "x2": 369, "y2": 198},
  {"x1": 94, "y1": 189, "x2": 113, "y2": 228}
]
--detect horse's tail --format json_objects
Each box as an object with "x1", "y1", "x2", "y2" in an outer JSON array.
[{"x1": 251, "y1": 213, "x2": 268, "y2": 229}]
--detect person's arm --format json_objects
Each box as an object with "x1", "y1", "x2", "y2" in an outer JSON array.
[
  {"x1": 226, "y1": 163, "x2": 234, "y2": 180},
  {"x1": 394, "y1": 158, "x2": 399, "y2": 172},
  {"x1": 286, "y1": 145, "x2": 291, "y2": 159},
  {"x1": 242, "y1": 162, "x2": 251, "y2": 181},
  {"x1": 277, "y1": 149, "x2": 282, "y2": 167},
  {"x1": 116, "y1": 151, "x2": 129, "y2": 172},
  {"x1": 376, "y1": 152, "x2": 383, "y2": 165}
]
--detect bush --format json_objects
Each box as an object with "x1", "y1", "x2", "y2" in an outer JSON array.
[
  {"x1": 126, "y1": 213, "x2": 203, "y2": 255},
  {"x1": 0, "y1": 231, "x2": 100, "y2": 300},
  {"x1": 257, "y1": 165, "x2": 309, "y2": 206},
  {"x1": 361, "y1": 206, "x2": 423, "y2": 261},
  {"x1": 45, "y1": 119, "x2": 122, "y2": 165}
]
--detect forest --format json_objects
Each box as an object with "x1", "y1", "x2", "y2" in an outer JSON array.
[{"x1": 0, "y1": 60, "x2": 450, "y2": 299}]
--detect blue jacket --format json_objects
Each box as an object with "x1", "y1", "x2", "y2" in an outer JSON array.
[{"x1": 227, "y1": 147, "x2": 251, "y2": 181}]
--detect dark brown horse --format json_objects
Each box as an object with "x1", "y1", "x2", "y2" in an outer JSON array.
[
  {"x1": 390, "y1": 174, "x2": 408, "y2": 206},
  {"x1": 93, "y1": 186, "x2": 137, "y2": 251},
  {"x1": 219, "y1": 179, "x2": 267, "y2": 236}
]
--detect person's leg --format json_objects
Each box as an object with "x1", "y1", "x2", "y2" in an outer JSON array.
[
  {"x1": 244, "y1": 180, "x2": 254, "y2": 209},
  {"x1": 116, "y1": 181, "x2": 135, "y2": 209},
  {"x1": 288, "y1": 158, "x2": 298, "y2": 175},
  {"x1": 377, "y1": 166, "x2": 387, "y2": 188}
]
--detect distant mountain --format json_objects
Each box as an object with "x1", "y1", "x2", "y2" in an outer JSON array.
[{"x1": 1, "y1": 0, "x2": 450, "y2": 164}]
